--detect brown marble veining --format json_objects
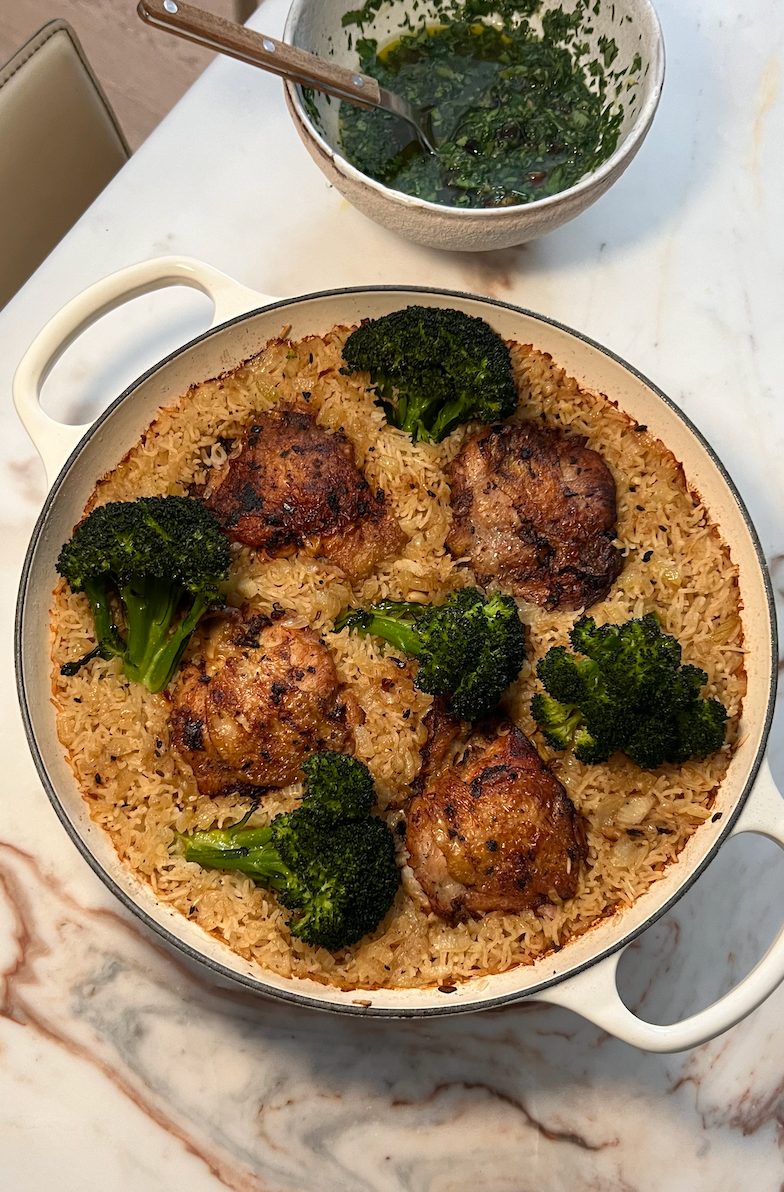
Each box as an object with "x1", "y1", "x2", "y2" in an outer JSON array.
[{"x1": 3, "y1": 837, "x2": 784, "y2": 1191}]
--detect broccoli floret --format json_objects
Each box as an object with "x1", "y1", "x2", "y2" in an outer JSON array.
[
  {"x1": 674, "y1": 698, "x2": 729, "y2": 764},
  {"x1": 531, "y1": 613, "x2": 728, "y2": 769},
  {"x1": 529, "y1": 692, "x2": 586, "y2": 752},
  {"x1": 341, "y1": 305, "x2": 518, "y2": 443},
  {"x1": 300, "y1": 751, "x2": 375, "y2": 822},
  {"x1": 334, "y1": 587, "x2": 526, "y2": 721},
  {"x1": 57, "y1": 496, "x2": 230, "y2": 693},
  {"x1": 177, "y1": 752, "x2": 400, "y2": 951}
]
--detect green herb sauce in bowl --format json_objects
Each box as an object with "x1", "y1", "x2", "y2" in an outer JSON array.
[
  {"x1": 340, "y1": 9, "x2": 627, "y2": 208},
  {"x1": 284, "y1": 0, "x2": 664, "y2": 250}
]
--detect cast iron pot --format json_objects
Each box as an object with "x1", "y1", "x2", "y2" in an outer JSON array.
[{"x1": 13, "y1": 256, "x2": 784, "y2": 1050}]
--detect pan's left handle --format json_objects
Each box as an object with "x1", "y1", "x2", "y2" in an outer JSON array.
[{"x1": 12, "y1": 256, "x2": 278, "y2": 487}]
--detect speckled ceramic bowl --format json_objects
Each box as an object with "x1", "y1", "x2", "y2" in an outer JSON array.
[{"x1": 283, "y1": 0, "x2": 665, "y2": 251}]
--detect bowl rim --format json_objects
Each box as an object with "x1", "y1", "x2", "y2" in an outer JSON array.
[
  {"x1": 283, "y1": 0, "x2": 666, "y2": 221},
  {"x1": 15, "y1": 283, "x2": 777, "y2": 1017}
]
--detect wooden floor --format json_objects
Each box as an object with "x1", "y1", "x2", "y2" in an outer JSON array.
[{"x1": 0, "y1": 0, "x2": 258, "y2": 150}]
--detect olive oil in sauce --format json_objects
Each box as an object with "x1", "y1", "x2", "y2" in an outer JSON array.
[{"x1": 339, "y1": 8, "x2": 625, "y2": 209}]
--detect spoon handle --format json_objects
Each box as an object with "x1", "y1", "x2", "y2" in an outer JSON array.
[{"x1": 137, "y1": 0, "x2": 381, "y2": 109}]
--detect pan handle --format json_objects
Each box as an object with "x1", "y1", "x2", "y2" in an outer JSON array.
[
  {"x1": 12, "y1": 255, "x2": 276, "y2": 486},
  {"x1": 537, "y1": 756, "x2": 784, "y2": 1052}
]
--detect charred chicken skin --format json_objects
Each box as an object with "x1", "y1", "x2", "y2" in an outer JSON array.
[
  {"x1": 170, "y1": 610, "x2": 359, "y2": 796},
  {"x1": 203, "y1": 405, "x2": 404, "y2": 582},
  {"x1": 446, "y1": 421, "x2": 622, "y2": 611},
  {"x1": 407, "y1": 703, "x2": 587, "y2": 921}
]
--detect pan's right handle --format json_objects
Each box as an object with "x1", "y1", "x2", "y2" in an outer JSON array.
[
  {"x1": 12, "y1": 256, "x2": 277, "y2": 487},
  {"x1": 538, "y1": 757, "x2": 784, "y2": 1052}
]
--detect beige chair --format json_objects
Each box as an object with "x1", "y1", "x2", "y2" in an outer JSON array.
[
  {"x1": 0, "y1": 20, "x2": 130, "y2": 311},
  {"x1": 235, "y1": 0, "x2": 259, "y2": 21}
]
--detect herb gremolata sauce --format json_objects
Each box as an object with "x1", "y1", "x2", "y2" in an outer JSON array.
[{"x1": 339, "y1": 8, "x2": 625, "y2": 209}]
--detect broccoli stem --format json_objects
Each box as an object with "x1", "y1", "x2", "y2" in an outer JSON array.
[
  {"x1": 348, "y1": 610, "x2": 424, "y2": 659},
  {"x1": 551, "y1": 703, "x2": 585, "y2": 743},
  {"x1": 120, "y1": 575, "x2": 209, "y2": 693},
  {"x1": 180, "y1": 822, "x2": 293, "y2": 891},
  {"x1": 531, "y1": 692, "x2": 586, "y2": 750},
  {"x1": 84, "y1": 577, "x2": 122, "y2": 652},
  {"x1": 428, "y1": 398, "x2": 469, "y2": 442},
  {"x1": 395, "y1": 390, "x2": 447, "y2": 442}
]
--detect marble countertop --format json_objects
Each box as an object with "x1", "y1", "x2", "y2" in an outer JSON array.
[{"x1": 2, "y1": 0, "x2": 784, "y2": 1187}]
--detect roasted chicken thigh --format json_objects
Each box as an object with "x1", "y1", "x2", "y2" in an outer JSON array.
[
  {"x1": 407, "y1": 704, "x2": 587, "y2": 921},
  {"x1": 170, "y1": 610, "x2": 358, "y2": 796},
  {"x1": 447, "y1": 421, "x2": 622, "y2": 610},
  {"x1": 203, "y1": 404, "x2": 404, "y2": 582}
]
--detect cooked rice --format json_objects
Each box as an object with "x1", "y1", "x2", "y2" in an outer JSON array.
[{"x1": 50, "y1": 327, "x2": 746, "y2": 989}]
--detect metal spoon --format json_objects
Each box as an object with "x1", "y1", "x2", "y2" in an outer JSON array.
[{"x1": 137, "y1": 0, "x2": 436, "y2": 154}]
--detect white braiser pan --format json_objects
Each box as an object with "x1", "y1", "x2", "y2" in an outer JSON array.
[{"x1": 13, "y1": 256, "x2": 784, "y2": 1051}]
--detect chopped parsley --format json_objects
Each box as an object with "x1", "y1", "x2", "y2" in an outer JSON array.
[{"x1": 339, "y1": 2, "x2": 623, "y2": 209}]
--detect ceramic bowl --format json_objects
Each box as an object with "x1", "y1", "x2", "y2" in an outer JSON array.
[{"x1": 283, "y1": 0, "x2": 665, "y2": 251}]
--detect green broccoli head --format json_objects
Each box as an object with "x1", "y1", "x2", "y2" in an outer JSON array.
[
  {"x1": 177, "y1": 752, "x2": 400, "y2": 951},
  {"x1": 300, "y1": 751, "x2": 375, "y2": 822},
  {"x1": 569, "y1": 614, "x2": 683, "y2": 708},
  {"x1": 435, "y1": 589, "x2": 528, "y2": 721},
  {"x1": 272, "y1": 811, "x2": 399, "y2": 950},
  {"x1": 531, "y1": 613, "x2": 728, "y2": 769},
  {"x1": 535, "y1": 645, "x2": 619, "y2": 761},
  {"x1": 334, "y1": 587, "x2": 526, "y2": 721},
  {"x1": 57, "y1": 496, "x2": 230, "y2": 693},
  {"x1": 341, "y1": 305, "x2": 518, "y2": 443},
  {"x1": 673, "y1": 698, "x2": 729, "y2": 767}
]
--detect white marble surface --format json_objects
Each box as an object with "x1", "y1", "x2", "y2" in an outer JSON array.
[{"x1": 2, "y1": 0, "x2": 784, "y2": 1187}]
